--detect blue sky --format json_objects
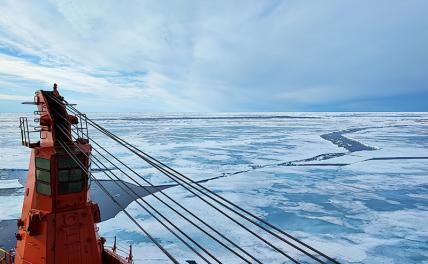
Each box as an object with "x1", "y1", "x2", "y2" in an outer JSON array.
[{"x1": 0, "y1": 0, "x2": 427, "y2": 112}]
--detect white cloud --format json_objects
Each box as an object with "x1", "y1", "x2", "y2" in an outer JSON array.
[
  {"x1": 0, "y1": 0, "x2": 427, "y2": 111},
  {"x1": 0, "y1": 54, "x2": 131, "y2": 95},
  {"x1": 0, "y1": 93, "x2": 31, "y2": 101}
]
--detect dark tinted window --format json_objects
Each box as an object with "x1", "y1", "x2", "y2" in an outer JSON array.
[
  {"x1": 35, "y1": 157, "x2": 51, "y2": 196},
  {"x1": 36, "y1": 157, "x2": 50, "y2": 170},
  {"x1": 57, "y1": 156, "x2": 86, "y2": 195}
]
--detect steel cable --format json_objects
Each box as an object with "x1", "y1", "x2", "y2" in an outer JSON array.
[
  {"x1": 55, "y1": 123, "x2": 218, "y2": 264},
  {"x1": 48, "y1": 94, "x2": 302, "y2": 263},
  {"x1": 51, "y1": 111, "x2": 256, "y2": 263},
  {"x1": 47, "y1": 93, "x2": 339, "y2": 263},
  {"x1": 55, "y1": 112, "x2": 259, "y2": 263},
  {"x1": 56, "y1": 140, "x2": 180, "y2": 264}
]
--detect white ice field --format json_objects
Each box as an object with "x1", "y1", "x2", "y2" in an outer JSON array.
[{"x1": 0, "y1": 112, "x2": 427, "y2": 263}]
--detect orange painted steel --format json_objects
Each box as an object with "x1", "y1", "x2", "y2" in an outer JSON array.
[{"x1": 13, "y1": 86, "x2": 130, "y2": 264}]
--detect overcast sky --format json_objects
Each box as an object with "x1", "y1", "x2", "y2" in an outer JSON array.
[{"x1": 0, "y1": 0, "x2": 427, "y2": 112}]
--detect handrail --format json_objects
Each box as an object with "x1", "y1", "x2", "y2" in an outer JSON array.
[
  {"x1": 0, "y1": 248, "x2": 14, "y2": 264},
  {"x1": 103, "y1": 236, "x2": 133, "y2": 263}
]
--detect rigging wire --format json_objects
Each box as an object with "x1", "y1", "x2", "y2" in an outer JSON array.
[
  {"x1": 56, "y1": 107, "x2": 299, "y2": 263},
  {"x1": 54, "y1": 122, "x2": 218, "y2": 264},
  {"x1": 115, "y1": 143, "x2": 335, "y2": 263},
  {"x1": 47, "y1": 93, "x2": 340, "y2": 263},
  {"x1": 50, "y1": 109, "x2": 259, "y2": 264},
  {"x1": 56, "y1": 140, "x2": 180, "y2": 264},
  {"x1": 48, "y1": 93, "x2": 306, "y2": 263}
]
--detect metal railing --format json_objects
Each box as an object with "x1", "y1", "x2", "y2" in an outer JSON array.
[
  {"x1": 19, "y1": 117, "x2": 44, "y2": 147},
  {"x1": 19, "y1": 117, "x2": 31, "y2": 147},
  {"x1": 103, "y1": 236, "x2": 133, "y2": 264},
  {"x1": 0, "y1": 248, "x2": 13, "y2": 264},
  {"x1": 20, "y1": 91, "x2": 89, "y2": 147},
  {"x1": 76, "y1": 113, "x2": 89, "y2": 140}
]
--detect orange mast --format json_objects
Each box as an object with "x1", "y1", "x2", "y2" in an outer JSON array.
[{"x1": 14, "y1": 86, "x2": 116, "y2": 264}]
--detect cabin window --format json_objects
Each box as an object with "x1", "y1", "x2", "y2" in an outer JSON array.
[
  {"x1": 35, "y1": 157, "x2": 51, "y2": 196},
  {"x1": 57, "y1": 156, "x2": 86, "y2": 194}
]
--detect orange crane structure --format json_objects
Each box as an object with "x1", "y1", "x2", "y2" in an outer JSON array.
[{"x1": 10, "y1": 86, "x2": 130, "y2": 264}]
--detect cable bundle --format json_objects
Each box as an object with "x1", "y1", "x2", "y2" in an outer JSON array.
[{"x1": 46, "y1": 93, "x2": 340, "y2": 264}]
